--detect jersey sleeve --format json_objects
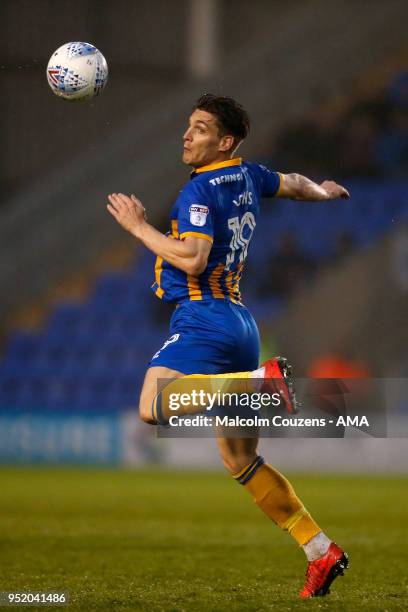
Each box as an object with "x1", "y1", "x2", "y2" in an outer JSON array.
[
  {"x1": 256, "y1": 164, "x2": 283, "y2": 198},
  {"x1": 176, "y1": 181, "x2": 214, "y2": 243}
]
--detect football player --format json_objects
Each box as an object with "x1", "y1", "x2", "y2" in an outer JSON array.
[{"x1": 107, "y1": 94, "x2": 349, "y2": 598}]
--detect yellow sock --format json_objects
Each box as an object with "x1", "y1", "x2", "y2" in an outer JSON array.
[
  {"x1": 153, "y1": 371, "x2": 253, "y2": 423},
  {"x1": 233, "y1": 456, "x2": 321, "y2": 546}
]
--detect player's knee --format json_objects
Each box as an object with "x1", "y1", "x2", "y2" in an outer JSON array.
[{"x1": 139, "y1": 400, "x2": 156, "y2": 425}]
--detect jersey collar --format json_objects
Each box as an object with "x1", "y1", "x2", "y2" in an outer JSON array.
[{"x1": 193, "y1": 157, "x2": 242, "y2": 175}]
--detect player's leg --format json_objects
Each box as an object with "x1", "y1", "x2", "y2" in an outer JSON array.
[
  {"x1": 139, "y1": 365, "x2": 184, "y2": 424},
  {"x1": 138, "y1": 364, "x2": 263, "y2": 425},
  {"x1": 216, "y1": 434, "x2": 322, "y2": 543},
  {"x1": 150, "y1": 358, "x2": 297, "y2": 424},
  {"x1": 217, "y1": 434, "x2": 348, "y2": 598},
  {"x1": 216, "y1": 434, "x2": 258, "y2": 474}
]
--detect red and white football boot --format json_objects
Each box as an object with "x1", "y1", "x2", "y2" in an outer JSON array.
[
  {"x1": 300, "y1": 542, "x2": 349, "y2": 599},
  {"x1": 261, "y1": 357, "x2": 299, "y2": 414}
]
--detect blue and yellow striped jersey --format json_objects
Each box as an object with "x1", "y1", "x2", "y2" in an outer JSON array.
[{"x1": 151, "y1": 157, "x2": 282, "y2": 304}]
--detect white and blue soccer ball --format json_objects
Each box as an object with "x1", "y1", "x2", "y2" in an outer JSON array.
[{"x1": 46, "y1": 42, "x2": 108, "y2": 101}]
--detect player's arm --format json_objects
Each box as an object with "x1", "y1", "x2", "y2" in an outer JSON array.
[
  {"x1": 278, "y1": 174, "x2": 350, "y2": 201},
  {"x1": 107, "y1": 193, "x2": 211, "y2": 275}
]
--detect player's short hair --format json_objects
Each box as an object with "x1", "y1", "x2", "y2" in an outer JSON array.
[{"x1": 194, "y1": 94, "x2": 250, "y2": 146}]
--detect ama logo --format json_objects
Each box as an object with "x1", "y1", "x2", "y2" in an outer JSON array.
[{"x1": 336, "y1": 416, "x2": 369, "y2": 427}]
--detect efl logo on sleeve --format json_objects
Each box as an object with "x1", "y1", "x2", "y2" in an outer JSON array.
[{"x1": 189, "y1": 204, "x2": 209, "y2": 227}]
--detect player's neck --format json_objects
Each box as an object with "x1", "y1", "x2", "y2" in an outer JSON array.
[
  {"x1": 193, "y1": 155, "x2": 241, "y2": 173},
  {"x1": 196, "y1": 152, "x2": 233, "y2": 168}
]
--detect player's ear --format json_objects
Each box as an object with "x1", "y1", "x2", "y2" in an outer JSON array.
[{"x1": 219, "y1": 134, "x2": 235, "y2": 153}]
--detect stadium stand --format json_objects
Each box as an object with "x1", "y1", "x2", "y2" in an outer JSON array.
[
  {"x1": 0, "y1": 174, "x2": 406, "y2": 409},
  {"x1": 1, "y1": 1, "x2": 408, "y2": 409}
]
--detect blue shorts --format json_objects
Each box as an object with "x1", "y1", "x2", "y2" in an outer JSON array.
[{"x1": 148, "y1": 300, "x2": 260, "y2": 375}]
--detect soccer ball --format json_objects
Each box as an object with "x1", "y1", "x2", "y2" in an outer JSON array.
[{"x1": 46, "y1": 42, "x2": 108, "y2": 101}]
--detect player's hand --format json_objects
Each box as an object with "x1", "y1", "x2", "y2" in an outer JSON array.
[
  {"x1": 107, "y1": 193, "x2": 147, "y2": 236},
  {"x1": 320, "y1": 181, "x2": 350, "y2": 200}
]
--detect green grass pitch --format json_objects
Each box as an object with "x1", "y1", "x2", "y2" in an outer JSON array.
[{"x1": 0, "y1": 468, "x2": 407, "y2": 611}]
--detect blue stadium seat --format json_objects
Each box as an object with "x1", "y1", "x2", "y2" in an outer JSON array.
[
  {"x1": 46, "y1": 302, "x2": 84, "y2": 333},
  {"x1": 3, "y1": 332, "x2": 41, "y2": 366}
]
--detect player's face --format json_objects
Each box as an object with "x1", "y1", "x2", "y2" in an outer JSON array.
[{"x1": 182, "y1": 109, "x2": 229, "y2": 168}]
